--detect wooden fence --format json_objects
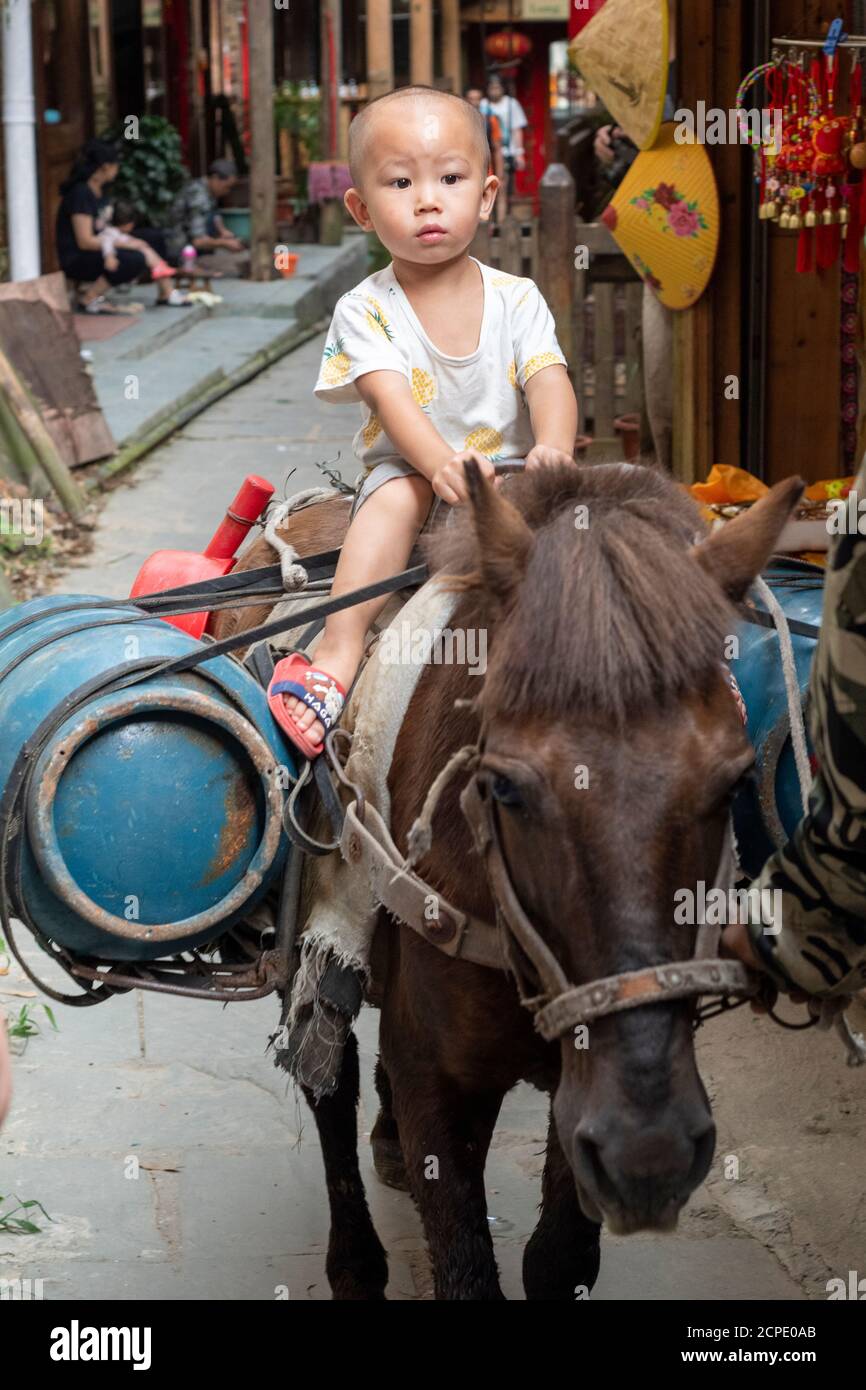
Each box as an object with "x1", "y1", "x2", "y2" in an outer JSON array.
[{"x1": 470, "y1": 188, "x2": 646, "y2": 460}]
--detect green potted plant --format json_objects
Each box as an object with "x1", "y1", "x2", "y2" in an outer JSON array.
[
  {"x1": 274, "y1": 83, "x2": 322, "y2": 239},
  {"x1": 99, "y1": 115, "x2": 187, "y2": 225}
]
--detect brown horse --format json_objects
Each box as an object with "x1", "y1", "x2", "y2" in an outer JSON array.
[{"x1": 227, "y1": 461, "x2": 802, "y2": 1300}]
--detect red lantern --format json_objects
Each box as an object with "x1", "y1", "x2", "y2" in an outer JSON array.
[{"x1": 484, "y1": 31, "x2": 532, "y2": 64}]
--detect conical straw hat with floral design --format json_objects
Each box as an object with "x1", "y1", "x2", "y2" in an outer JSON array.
[
  {"x1": 601, "y1": 123, "x2": 720, "y2": 311},
  {"x1": 568, "y1": 0, "x2": 669, "y2": 150}
]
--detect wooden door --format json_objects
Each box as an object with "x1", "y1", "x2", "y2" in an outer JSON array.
[{"x1": 33, "y1": 0, "x2": 95, "y2": 275}]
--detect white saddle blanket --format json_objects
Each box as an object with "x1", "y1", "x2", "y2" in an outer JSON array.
[{"x1": 295, "y1": 574, "x2": 460, "y2": 979}]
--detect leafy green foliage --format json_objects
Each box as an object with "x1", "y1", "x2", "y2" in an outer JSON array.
[
  {"x1": 0, "y1": 1193, "x2": 52, "y2": 1235},
  {"x1": 274, "y1": 83, "x2": 322, "y2": 203},
  {"x1": 6, "y1": 1002, "x2": 58, "y2": 1039},
  {"x1": 100, "y1": 116, "x2": 188, "y2": 225}
]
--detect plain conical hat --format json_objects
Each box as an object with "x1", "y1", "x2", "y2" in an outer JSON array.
[
  {"x1": 569, "y1": 0, "x2": 668, "y2": 150},
  {"x1": 600, "y1": 124, "x2": 719, "y2": 311}
]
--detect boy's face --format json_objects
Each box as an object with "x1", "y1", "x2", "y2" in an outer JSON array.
[{"x1": 344, "y1": 99, "x2": 498, "y2": 263}]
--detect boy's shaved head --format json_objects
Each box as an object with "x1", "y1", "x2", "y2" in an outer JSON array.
[{"x1": 348, "y1": 85, "x2": 490, "y2": 193}]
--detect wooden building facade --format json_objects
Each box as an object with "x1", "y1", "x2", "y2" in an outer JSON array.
[{"x1": 675, "y1": 0, "x2": 866, "y2": 487}]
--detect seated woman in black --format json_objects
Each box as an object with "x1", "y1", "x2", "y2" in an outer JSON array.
[{"x1": 56, "y1": 139, "x2": 187, "y2": 313}]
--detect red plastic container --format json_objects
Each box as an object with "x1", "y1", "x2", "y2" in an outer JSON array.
[{"x1": 129, "y1": 475, "x2": 275, "y2": 638}]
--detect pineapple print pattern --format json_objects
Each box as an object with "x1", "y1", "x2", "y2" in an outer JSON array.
[
  {"x1": 365, "y1": 296, "x2": 394, "y2": 342},
  {"x1": 321, "y1": 336, "x2": 351, "y2": 386},
  {"x1": 362, "y1": 413, "x2": 382, "y2": 448},
  {"x1": 411, "y1": 367, "x2": 437, "y2": 410},
  {"x1": 522, "y1": 352, "x2": 562, "y2": 384},
  {"x1": 464, "y1": 426, "x2": 504, "y2": 459}
]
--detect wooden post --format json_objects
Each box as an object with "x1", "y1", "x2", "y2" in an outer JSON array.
[
  {"x1": 441, "y1": 0, "x2": 461, "y2": 95},
  {"x1": 319, "y1": 0, "x2": 344, "y2": 245},
  {"x1": 190, "y1": 0, "x2": 207, "y2": 171},
  {"x1": 366, "y1": 0, "x2": 394, "y2": 102},
  {"x1": 410, "y1": 0, "x2": 433, "y2": 86},
  {"x1": 538, "y1": 164, "x2": 575, "y2": 383},
  {"x1": 249, "y1": 0, "x2": 276, "y2": 281},
  {"x1": 320, "y1": 0, "x2": 341, "y2": 160},
  {"x1": 672, "y1": 0, "x2": 714, "y2": 482}
]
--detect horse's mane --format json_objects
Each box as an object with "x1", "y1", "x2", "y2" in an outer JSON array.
[{"x1": 425, "y1": 462, "x2": 737, "y2": 724}]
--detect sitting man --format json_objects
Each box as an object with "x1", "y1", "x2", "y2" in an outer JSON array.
[{"x1": 165, "y1": 158, "x2": 245, "y2": 262}]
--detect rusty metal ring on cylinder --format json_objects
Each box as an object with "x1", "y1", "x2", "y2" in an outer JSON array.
[{"x1": 26, "y1": 686, "x2": 285, "y2": 944}]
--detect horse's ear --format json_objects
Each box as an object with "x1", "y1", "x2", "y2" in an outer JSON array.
[
  {"x1": 457, "y1": 459, "x2": 534, "y2": 608},
  {"x1": 690, "y1": 476, "x2": 805, "y2": 601}
]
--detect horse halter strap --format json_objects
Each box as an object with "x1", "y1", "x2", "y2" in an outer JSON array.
[{"x1": 459, "y1": 762, "x2": 760, "y2": 1044}]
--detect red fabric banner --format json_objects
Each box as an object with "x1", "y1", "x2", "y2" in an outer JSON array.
[{"x1": 568, "y1": 0, "x2": 607, "y2": 42}]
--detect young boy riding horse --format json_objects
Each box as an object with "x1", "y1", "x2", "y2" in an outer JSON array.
[{"x1": 267, "y1": 85, "x2": 578, "y2": 756}]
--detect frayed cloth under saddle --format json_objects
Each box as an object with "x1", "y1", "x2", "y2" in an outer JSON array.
[{"x1": 274, "y1": 575, "x2": 462, "y2": 1097}]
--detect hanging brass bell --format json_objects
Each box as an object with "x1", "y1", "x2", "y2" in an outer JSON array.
[
  {"x1": 805, "y1": 208, "x2": 818, "y2": 228},
  {"x1": 765, "y1": 199, "x2": 779, "y2": 220},
  {"x1": 779, "y1": 209, "x2": 792, "y2": 229},
  {"x1": 789, "y1": 212, "x2": 803, "y2": 230},
  {"x1": 822, "y1": 206, "x2": 836, "y2": 225},
  {"x1": 839, "y1": 205, "x2": 851, "y2": 225}
]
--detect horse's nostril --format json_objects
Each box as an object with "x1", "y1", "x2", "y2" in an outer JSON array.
[
  {"x1": 574, "y1": 1114, "x2": 715, "y2": 1227},
  {"x1": 574, "y1": 1128, "x2": 620, "y2": 1210}
]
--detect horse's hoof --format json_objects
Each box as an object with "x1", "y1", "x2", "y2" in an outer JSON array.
[{"x1": 372, "y1": 1135, "x2": 410, "y2": 1192}]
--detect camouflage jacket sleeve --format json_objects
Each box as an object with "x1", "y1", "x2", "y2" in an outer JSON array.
[
  {"x1": 167, "y1": 179, "x2": 214, "y2": 249},
  {"x1": 183, "y1": 179, "x2": 216, "y2": 241},
  {"x1": 747, "y1": 457, "x2": 866, "y2": 996}
]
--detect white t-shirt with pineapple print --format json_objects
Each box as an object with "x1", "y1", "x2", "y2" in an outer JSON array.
[{"x1": 313, "y1": 256, "x2": 568, "y2": 474}]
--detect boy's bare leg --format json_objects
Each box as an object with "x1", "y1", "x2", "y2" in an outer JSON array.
[{"x1": 279, "y1": 472, "x2": 434, "y2": 743}]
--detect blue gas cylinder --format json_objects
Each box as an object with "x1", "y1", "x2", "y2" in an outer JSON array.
[
  {"x1": 731, "y1": 560, "x2": 824, "y2": 879},
  {"x1": 0, "y1": 596, "x2": 295, "y2": 960}
]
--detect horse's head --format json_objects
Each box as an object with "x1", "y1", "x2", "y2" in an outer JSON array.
[{"x1": 441, "y1": 462, "x2": 803, "y2": 1234}]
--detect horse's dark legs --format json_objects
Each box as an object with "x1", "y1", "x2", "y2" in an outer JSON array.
[
  {"x1": 370, "y1": 1056, "x2": 410, "y2": 1190},
  {"x1": 523, "y1": 1105, "x2": 601, "y2": 1301},
  {"x1": 302, "y1": 1029, "x2": 388, "y2": 1299},
  {"x1": 392, "y1": 1072, "x2": 506, "y2": 1300}
]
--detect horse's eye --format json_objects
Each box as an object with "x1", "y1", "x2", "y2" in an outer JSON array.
[{"x1": 490, "y1": 774, "x2": 523, "y2": 808}]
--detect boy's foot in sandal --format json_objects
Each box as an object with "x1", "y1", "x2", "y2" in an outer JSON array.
[{"x1": 267, "y1": 652, "x2": 347, "y2": 760}]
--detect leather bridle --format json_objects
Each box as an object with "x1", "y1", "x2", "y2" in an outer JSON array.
[{"x1": 459, "y1": 755, "x2": 761, "y2": 1043}]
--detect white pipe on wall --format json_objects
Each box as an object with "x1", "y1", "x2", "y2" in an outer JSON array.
[{"x1": 2, "y1": 0, "x2": 41, "y2": 282}]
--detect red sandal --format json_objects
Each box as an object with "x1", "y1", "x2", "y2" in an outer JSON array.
[{"x1": 267, "y1": 652, "x2": 347, "y2": 760}]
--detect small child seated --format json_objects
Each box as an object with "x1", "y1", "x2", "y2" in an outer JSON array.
[
  {"x1": 99, "y1": 201, "x2": 175, "y2": 280},
  {"x1": 267, "y1": 85, "x2": 578, "y2": 759}
]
